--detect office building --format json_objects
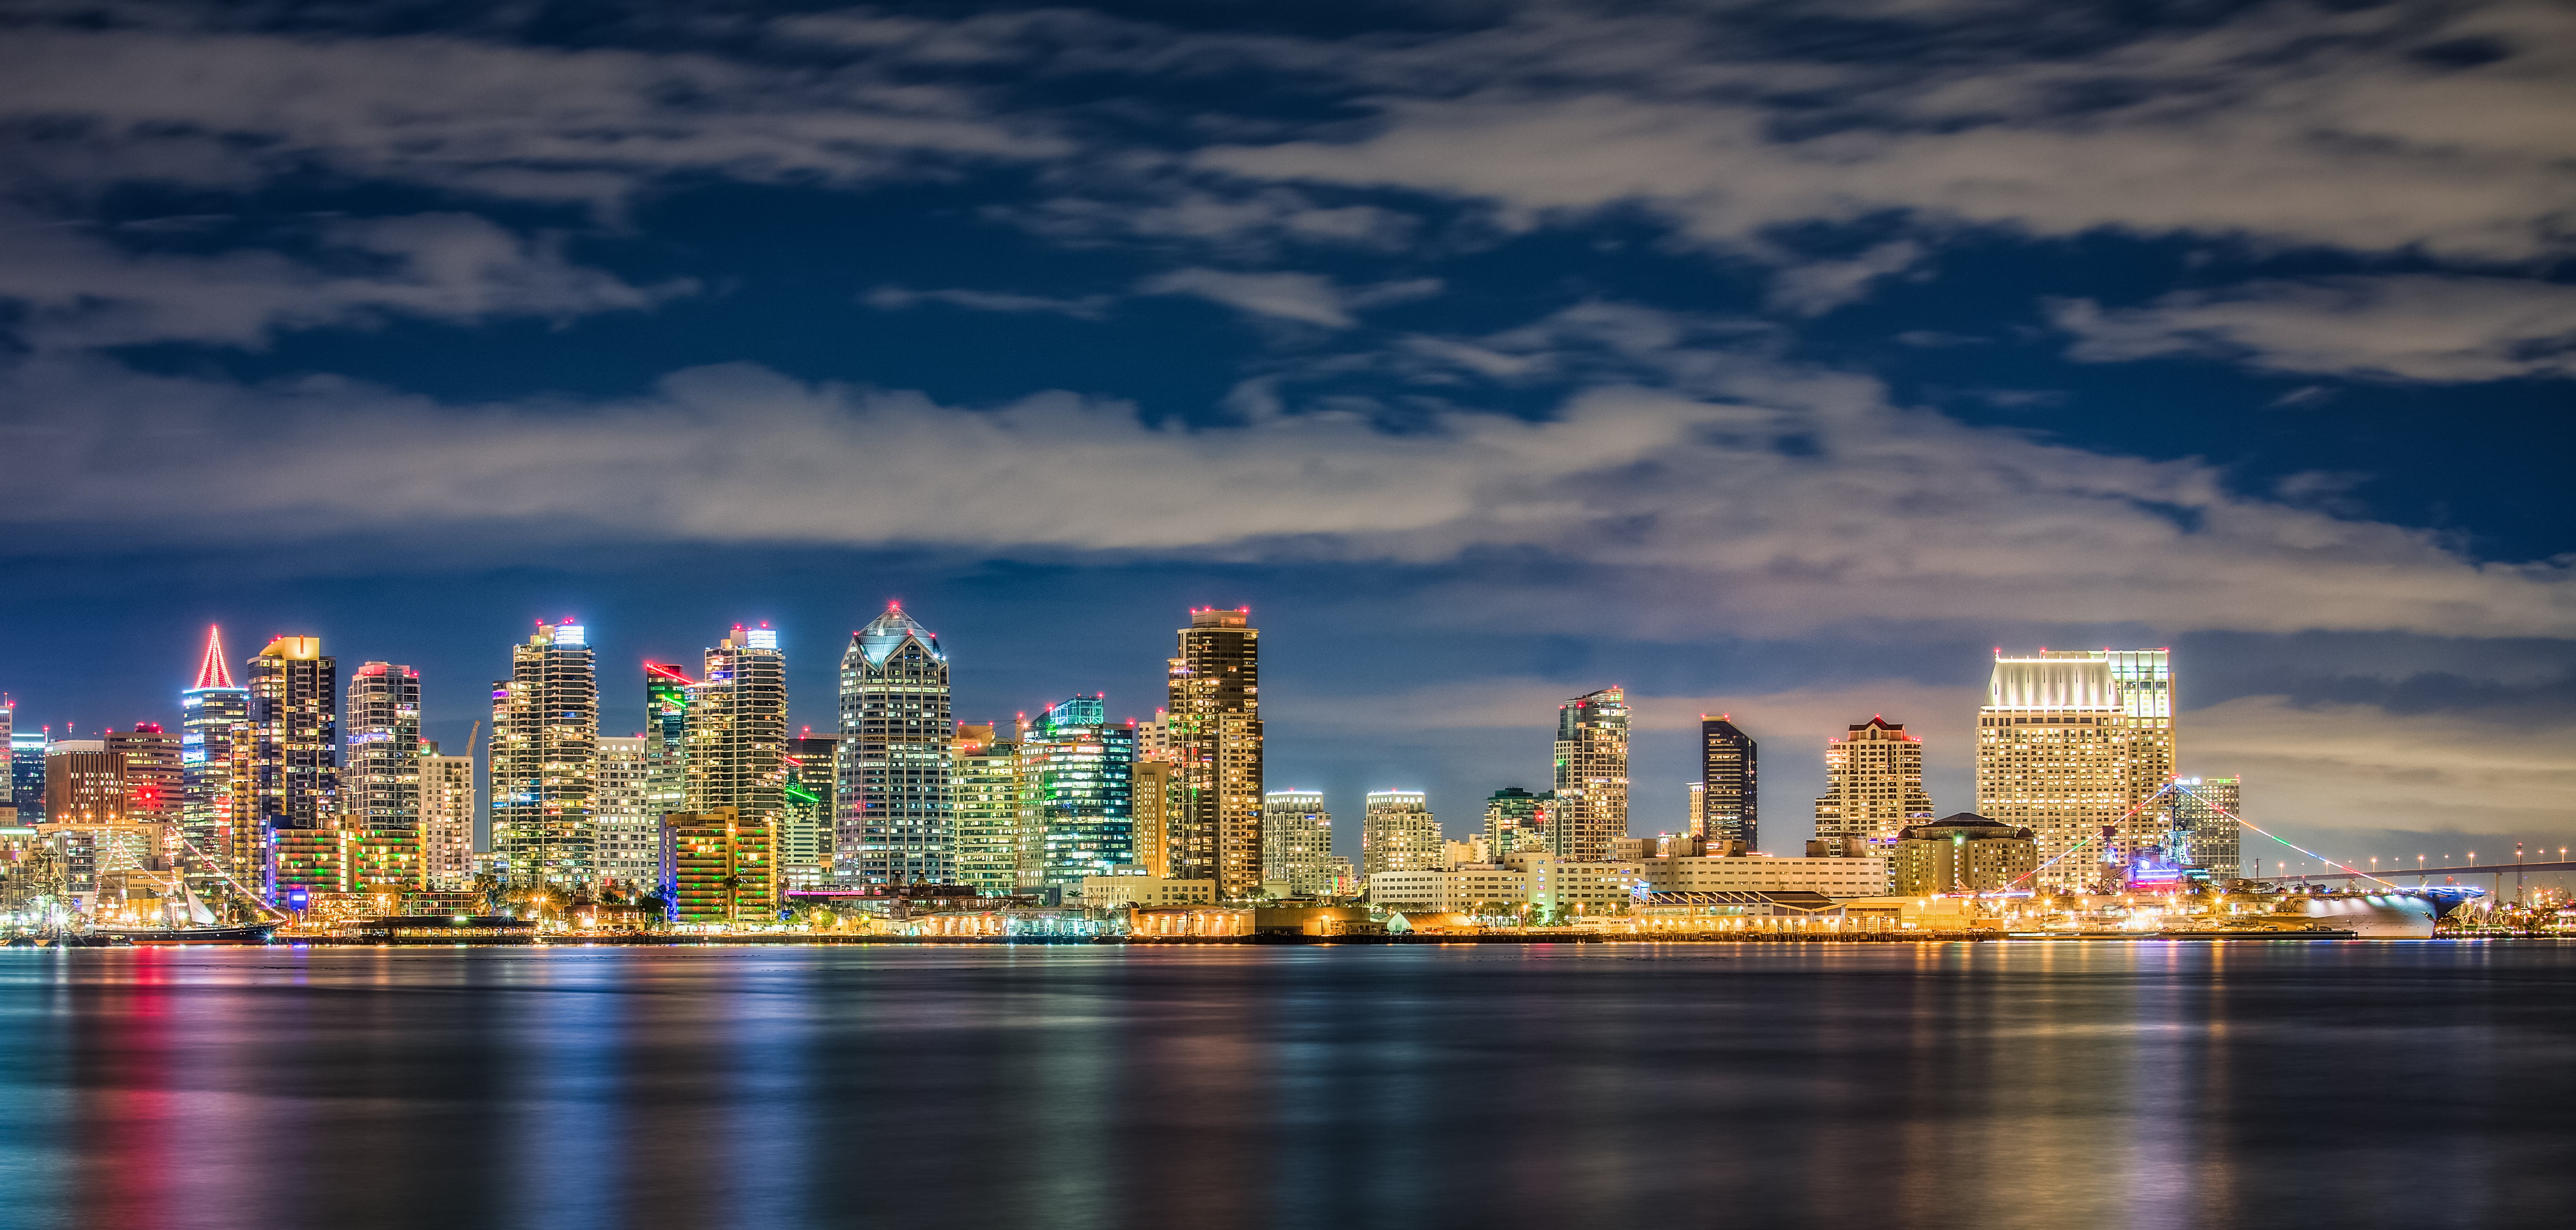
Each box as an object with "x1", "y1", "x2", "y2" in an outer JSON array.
[
  {"x1": 247, "y1": 635, "x2": 339, "y2": 842},
  {"x1": 838, "y1": 603, "x2": 953, "y2": 885},
  {"x1": 1261, "y1": 790, "x2": 1338, "y2": 897},
  {"x1": 780, "y1": 732, "x2": 838, "y2": 890},
  {"x1": 644, "y1": 663, "x2": 693, "y2": 827},
  {"x1": 342, "y1": 663, "x2": 421, "y2": 838},
  {"x1": 10, "y1": 724, "x2": 47, "y2": 824},
  {"x1": 1975, "y1": 652, "x2": 2137, "y2": 893},
  {"x1": 107, "y1": 724, "x2": 183, "y2": 830},
  {"x1": 1361, "y1": 791, "x2": 1440, "y2": 876},
  {"x1": 2172, "y1": 775, "x2": 2242, "y2": 879},
  {"x1": 951, "y1": 724, "x2": 1021, "y2": 894},
  {"x1": 1020, "y1": 696, "x2": 1137, "y2": 893},
  {"x1": 491, "y1": 620, "x2": 597, "y2": 888},
  {"x1": 1552, "y1": 688, "x2": 1629, "y2": 863},
  {"x1": 2102, "y1": 649, "x2": 2178, "y2": 819},
  {"x1": 661, "y1": 807, "x2": 774, "y2": 925},
  {"x1": 595, "y1": 735, "x2": 657, "y2": 890},
  {"x1": 1131, "y1": 758, "x2": 1177, "y2": 879},
  {"x1": 1082, "y1": 875, "x2": 1216, "y2": 908},
  {"x1": 0, "y1": 698, "x2": 11, "y2": 820},
  {"x1": 1813, "y1": 717, "x2": 1933, "y2": 861},
  {"x1": 1482, "y1": 787, "x2": 1551, "y2": 857},
  {"x1": 1698, "y1": 714, "x2": 1758, "y2": 851},
  {"x1": 1891, "y1": 814, "x2": 2039, "y2": 895},
  {"x1": 1167, "y1": 607, "x2": 1263, "y2": 899},
  {"x1": 43, "y1": 743, "x2": 126, "y2": 826},
  {"x1": 181, "y1": 626, "x2": 248, "y2": 868},
  {"x1": 417, "y1": 741, "x2": 475, "y2": 891}
]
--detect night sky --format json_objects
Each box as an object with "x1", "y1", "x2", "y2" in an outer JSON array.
[{"x1": 2, "y1": 0, "x2": 2570, "y2": 864}]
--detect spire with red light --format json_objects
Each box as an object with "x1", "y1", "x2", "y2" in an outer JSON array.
[{"x1": 191, "y1": 625, "x2": 238, "y2": 691}]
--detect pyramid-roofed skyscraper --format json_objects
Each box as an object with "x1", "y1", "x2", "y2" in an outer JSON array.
[{"x1": 838, "y1": 602, "x2": 953, "y2": 885}]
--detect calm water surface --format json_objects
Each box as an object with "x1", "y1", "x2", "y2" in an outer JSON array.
[{"x1": 0, "y1": 942, "x2": 2569, "y2": 1230}]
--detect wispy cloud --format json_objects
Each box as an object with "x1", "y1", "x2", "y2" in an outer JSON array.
[
  {"x1": 2051, "y1": 275, "x2": 2576, "y2": 382},
  {"x1": 864, "y1": 284, "x2": 1114, "y2": 320},
  {"x1": 1136, "y1": 268, "x2": 1441, "y2": 328}
]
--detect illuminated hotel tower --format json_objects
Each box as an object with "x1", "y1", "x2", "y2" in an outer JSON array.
[
  {"x1": 1551, "y1": 687, "x2": 1629, "y2": 863},
  {"x1": 1975, "y1": 652, "x2": 2135, "y2": 893},
  {"x1": 837, "y1": 603, "x2": 953, "y2": 885},
  {"x1": 1167, "y1": 607, "x2": 1263, "y2": 899},
  {"x1": 1813, "y1": 717, "x2": 1933, "y2": 854},
  {"x1": 181, "y1": 627, "x2": 250, "y2": 869},
  {"x1": 644, "y1": 663, "x2": 692, "y2": 824},
  {"x1": 685, "y1": 625, "x2": 789, "y2": 830},
  {"x1": 343, "y1": 663, "x2": 421, "y2": 838},
  {"x1": 491, "y1": 619, "x2": 598, "y2": 887},
  {"x1": 1361, "y1": 791, "x2": 1440, "y2": 875},
  {"x1": 1698, "y1": 714, "x2": 1758, "y2": 852},
  {"x1": 247, "y1": 635, "x2": 338, "y2": 850}
]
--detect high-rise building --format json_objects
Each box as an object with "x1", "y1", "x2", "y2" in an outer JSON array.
[
  {"x1": 1813, "y1": 717, "x2": 1933, "y2": 859},
  {"x1": 490, "y1": 620, "x2": 597, "y2": 888},
  {"x1": 1482, "y1": 787, "x2": 1552, "y2": 858},
  {"x1": 342, "y1": 663, "x2": 421, "y2": 839},
  {"x1": 107, "y1": 724, "x2": 183, "y2": 831},
  {"x1": 685, "y1": 626, "x2": 788, "y2": 825},
  {"x1": 1975, "y1": 652, "x2": 2134, "y2": 893},
  {"x1": 1551, "y1": 687, "x2": 1629, "y2": 863},
  {"x1": 2102, "y1": 649, "x2": 2177, "y2": 818},
  {"x1": 1131, "y1": 759, "x2": 1178, "y2": 879},
  {"x1": 8, "y1": 725, "x2": 46, "y2": 824},
  {"x1": 644, "y1": 663, "x2": 693, "y2": 826},
  {"x1": 1698, "y1": 714, "x2": 1758, "y2": 851},
  {"x1": 780, "y1": 732, "x2": 839, "y2": 891},
  {"x1": 247, "y1": 635, "x2": 338, "y2": 833},
  {"x1": 417, "y1": 740, "x2": 475, "y2": 892},
  {"x1": 1019, "y1": 696, "x2": 1136, "y2": 893},
  {"x1": 1362, "y1": 790, "x2": 1441, "y2": 876},
  {"x1": 595, "y1": 735, "x2": 657, "y2": 890},
  {"x1": 2172, "y1": 775, "x2": 2241, "y2": 879},
  {"x1": 838, "y1": 603, "x2": 954, "y2": 885},
  {"x1": 952, "y1": 724, "x2": 1021, "y2": 895},
  {"x1": 1167, "y1": 607, "x2": 1263, "y2": 899},
  {"x1": 181, "y1": 626, "x2": 248, "y2": 871},
  {"x1": 0, "y1": 698, "x2": 13, "y2": 820},
  {"x1": 1261, "y1": 790, "x2": 1339, "y2": 896},
  {"x1": 43, "y1": 743, "x2": 126, "y2": 826}
]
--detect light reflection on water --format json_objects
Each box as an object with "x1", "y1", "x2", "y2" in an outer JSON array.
[{"x1": 0, "y1": 942, "x2": 2569, "y2": 1230}]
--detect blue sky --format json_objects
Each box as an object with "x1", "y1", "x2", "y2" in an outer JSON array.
[{"x1": 2, "y1": 0, "x2": 2570, "y2": 865}]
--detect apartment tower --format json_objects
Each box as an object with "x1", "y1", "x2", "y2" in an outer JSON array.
[
  {"x1": 342, "y1": 663, "x2": 421, "y2": 841},
  {"x1": 247, "y1": 636, "x2": 338, "y2": 894},
  {"x1": 1813, "y1": 717, "x2": 1933, "y2": 855},
  {"x1": 417, "y1": 740, "x2": 475, "y2": 891},
  {"x1": 951, "y1": 724, "x2": 1020, "y2": 895},
  {"x1": 1552, "y1": 688, "x2": 1629, "y2": 863},
  {"x1": 1167, "y1": 607, "x2": 1263, "y2": 899},
  {"x1": 490, "y1": 620, "x2": 598, "y2": 888},
  {"x1": 685, "y1": 625, "x2": 789, "y2": 832},
  {"x1": 1361, "y1": 791, "x2": 1441, "y2": 876},
  {"x1": 1260, "y1": 790, "x2": 1337, "y2": 896}
]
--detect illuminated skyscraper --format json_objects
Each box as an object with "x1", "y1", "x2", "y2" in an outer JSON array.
[
  {"x1": 106, "y1": 725, "x2": 182, "y2": 831},
  {"x1": 0, "y1": 698, "x2": 13, "y2": 820},
  {"x1": 1697, "y1": 715, "x2": 1758, "y2": 851},
  {"x1": 8, "y1": 728, "x2": 44, "y2": 823},
  {"x1": 594, "y1": 735, "x2": 656, "y2": 890},
  {"x1": 1261, "y1": 790, "x2": 1339, "y2": 896},
  {"x1": 417, "y1": 740, "x2": 475, "y2": 891},
  {"x1": 951, "y1": 724, "x2": 1020, "y2": 895},
  {"x1": 838, "y1": 603, "x2": 953, "y2": 885},
  {"x1": 685, "y1": 626, "x2": 788, "y2": 830},
  {"x1": 343, "y1": 663, "x2": 421, "y2": 839},
  {"x1": 181, "y1": 627, "x2": 248, "y2": 867},
  {"x1": 491, "y1": 620, "x2": 597, "y2": 888},
  {"x1": 1975, "y1": 652, "x2": 2133, "y2": 893},
  {"x1": 1019, "y1": 696, "x2": 1136, "y2": 894},
  {"x1": 780, "y1": 732, "x2": 838, "y2": 890},
  {"x1": 248, "y1": 637, "x2": 338, "y2": 894},
  {"x1": 1362, "y1": 791, "x2": 1440, "y2": 875},
  {"x1": 1131, "y1": 759, "x2": 1178, "y2": 879},
  {"x1": 644, "y1": 663, "x2": 692, "y2": 824},
  {"x1": 1167, "y1": 607, "x2": 1263, "y2": 898},
  {"x1": 1551, "y1": 688, "x2": 1629, "y2": 863},
  {"x1": 1813, "y1": 717, "x2": 1933, "y2": 856}
]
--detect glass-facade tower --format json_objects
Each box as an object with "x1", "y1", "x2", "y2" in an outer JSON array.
[
  {"x1": 1697, "y1": 715, "x2": 1758, "y2": 851},
  {"x1": 838, "y1": 603, "x2": 953, "y2": 885},
  {"x1": 180, "y1": 626, "x2": 248, "y2": 873},
  {"x1": 1020, "y1": 695, "x2": 1136, "y2": 893}
]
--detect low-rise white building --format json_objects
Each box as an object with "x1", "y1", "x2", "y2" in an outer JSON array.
[
  {"x1": 1640, "y1": 854, "x2": 1891, "y2": 897},
  {"x1": 1082, "y1": 876, "x2": 1216, "y2": 908}
]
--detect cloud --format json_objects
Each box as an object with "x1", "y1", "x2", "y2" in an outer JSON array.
[
  {"x1": 1194, "y1": 2, "x2": 2576, "y2": 260},
  {"x1": 2, "y1": 345, "x2": 2567, "y2": 639},
  {"x1": 1765, "y1": 242, "x2": 1924, "y2": 316},
  {"x1": 0, "y1": 211, "x2": 689, "y2": 348},
  {"x1": 2185, "y1": 695, "x2": 2576, "y2": 844},
  {"x1": 1137, "y1": 268, "x2": 1440, "y2": 327},
  {"x1": 864, "y1": 284, "x2": 1114, "y2": 320},
  {"x1": 2050, "y1": 275, "x2": 2576, "y2": 382}
]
